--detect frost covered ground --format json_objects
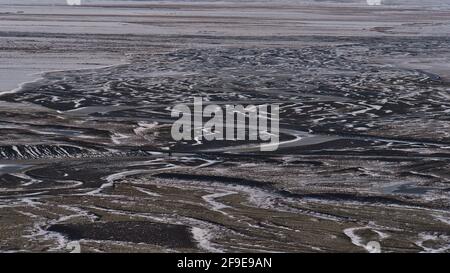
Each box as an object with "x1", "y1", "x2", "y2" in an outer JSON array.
[{"x1": 0, "y1": 0, "x2": 449, "y2": 252}]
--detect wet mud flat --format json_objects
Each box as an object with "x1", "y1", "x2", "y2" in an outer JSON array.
[
  {"x1": 48, "y1": 221, "x2": 196, "y2": 249},
  {"x1": 1, "y1": 1, "x2": 450, "y2": 253}
]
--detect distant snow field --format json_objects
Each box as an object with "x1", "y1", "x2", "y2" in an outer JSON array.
[
  {"x1": 367, "y1": 0, "x2": 382, "y2": 6},
  {"x1": 66, "y1": 0, "x2": 81, "y2": 5}
]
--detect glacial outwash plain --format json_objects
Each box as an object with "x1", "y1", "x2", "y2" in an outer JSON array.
[{"x1": 0, "y1": 0, "x2": 450, "y2": 252}]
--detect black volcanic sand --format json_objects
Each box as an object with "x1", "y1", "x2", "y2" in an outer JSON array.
[
  {"x1": 48, "y1": 221, "x2": 196, "y2": 249},
  {"x1": 1, "y1": 2, "x2": 450, "y2": 253}
]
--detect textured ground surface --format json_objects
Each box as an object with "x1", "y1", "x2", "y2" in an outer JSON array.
[{"x1": 0, "y1": 0, "x2": 450, "y2": 253}]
